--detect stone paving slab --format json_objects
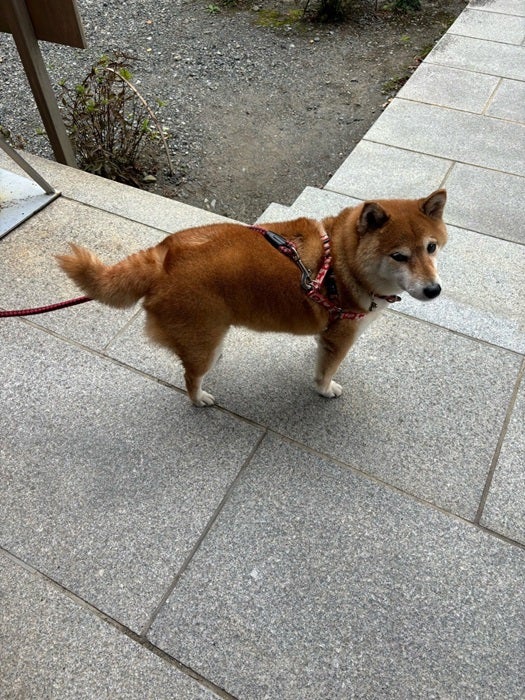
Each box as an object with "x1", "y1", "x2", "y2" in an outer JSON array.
[
  {"x1": 448, "y1": 7, "x2": 525, "y2": 44},
  {"x1": 481, "y1": 373, "x2": 525, "y2": 545},
  {"x1": 268, "y1": 186, "x2": 360, "y2": 219},
  {"x1": 0, "y1": 552, "x2": 217, "y2": 700},
  {"x1": 0, "y1": 150, "x2": 230, "y2": 233},
  {"x1": 426, "y1": 33, "x2": 525, "y2": 80},
  {"x1": 325, "y1": 141, "x2": 451, "y2": 200},
  {"x1": 106, "y1": 311, "x2": 521, "y2": 521},
  {"x1": 486, "y1": 78, "x2": 525, "y2": 122},
  {"x1": 396, "y1": 63, "x2": 499, "y2": 113},
  {"x1": 256, "y1": 189, "x2": 359, "y2": 225},
  {"x1": 0, "y1": 320, "x2": 263, "y2": 632},
  {"x1": 0, "y1": 197, "x2": 162, "y2": 351},
  {"x1": 442, "y1": 163, "x2": 525, "y2": 244},
  {"x1": 364, "y1": 98, "x2": 525, "y2": 176},
  {"x1": 149, "y1": 434, "x2": 525, "y2": 700},
  {"x1": 256, "y1": 202, "x2": 294, "y2": 222},
  {"x1": 469, "y1": 0, "x2": 525, "y2": 14}
]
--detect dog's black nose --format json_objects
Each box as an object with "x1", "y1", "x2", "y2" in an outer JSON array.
[{"x1": 424, "y1": 283, "x2": 441, "y2": 299}]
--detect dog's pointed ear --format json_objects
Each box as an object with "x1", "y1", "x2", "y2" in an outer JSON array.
[
  {"x1": 420, "y1": 189, "x2": 446, "y2": 220},
  {"x1": 357, "y1": 202, "x2": 389, "y2": 236}
]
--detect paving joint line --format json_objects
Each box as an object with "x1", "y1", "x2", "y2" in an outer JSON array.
[
  {"x1": 437, "y1": 159, "x2": 456, "y2": 191},
  {"x1": 474, "y1": 357, "x2": 525, "y2": 525},
  {"x1": 388, "y1": 307, "x2": 525, "y2": 357},
  {"x1": 102, "y1": 305, "x2": 144, "y2": 353},
  {"x1": 463, "y1": 8, "x2": 525, "y2": 19},
  {"x1": 482, "y1": 76, "x2": 504, "y2": 115},
  {"x1": 424, "y1": 56, "x2": 524, "y2": 81},
  {"x1": 361, "y1": 136, "x2": 525, "y2": 182},
  {"x1": 0, "y1": 546, "x2": 239, "y2": 700},
  {"x1": 446, "y1": 30, "x2": 525, "y2": 48},
  {"x1": 266, "y1": 427, "x2": 525, "y2": 550},
  {"x1": 443, "y1": 219, "x2": 525, "y2": 247},
  {"x1": 392, "y1": 95, "x2": 525, "y2": 122},
  {"x1": 58, "y1": 192, "x2": 229, "y2": 237},
  {"x1": 477, "y1": 523, "x2": 525, "y2": 551},
  {"x1": 139, "y1": 428, "x2": 269, "y2": 638},
  {"x1": 420, "y1": 58, "x2": 522, "y2": 79}
]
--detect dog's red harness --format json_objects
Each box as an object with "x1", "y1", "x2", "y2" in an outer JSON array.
[{"x1": 251, "y1": 225, "x2": 400, "y2": 321}]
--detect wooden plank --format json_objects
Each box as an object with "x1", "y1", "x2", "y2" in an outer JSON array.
[
  {"x1": 0, "y1": 0, "x2": 86, "y2": 49},
  {"x1": 2, "y1": 0, "x2": 77, "y2": 166}
]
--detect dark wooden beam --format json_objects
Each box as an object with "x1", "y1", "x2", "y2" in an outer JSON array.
[
  {"x1": 0, "y1": 0, "x2": 86, "y2": 49},
  {"x1": 2, "y1": 0, "x2": 78, "y2": 167}
]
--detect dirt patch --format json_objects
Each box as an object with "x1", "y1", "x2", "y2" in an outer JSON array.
[
  {"x1": 147, "y1": 0, "x2": 466, "y2": 220},
  {"x1": 0, "y1": 0, "x2": 466, "y2": 222}
]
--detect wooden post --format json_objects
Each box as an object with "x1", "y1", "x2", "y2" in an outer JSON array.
[{"x1": 2, "y1": 0, "x2": 77, "y2": 167}]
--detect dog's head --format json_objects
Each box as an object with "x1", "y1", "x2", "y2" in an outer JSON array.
[{"x1": 350, "y1": 190, "x2": 448, "y2": 301}]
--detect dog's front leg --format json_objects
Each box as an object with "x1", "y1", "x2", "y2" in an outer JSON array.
[{"x1": 315, "y1": 323, "x2": 357, "y2": 398}]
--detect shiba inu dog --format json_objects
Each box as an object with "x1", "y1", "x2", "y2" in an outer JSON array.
[{"x1": 57, "y1": 190, "x2": 447, "y2": 406}]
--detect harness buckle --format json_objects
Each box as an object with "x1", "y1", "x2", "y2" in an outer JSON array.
[
  {"x1": 262, "y1": 229, "x2": 289, "y2": 249},
  {"x1": 296, "y1": 260, "x2": 313, "y2": 291},
  {"x1": 262, "y1": 229, "x2": 313, "y2": 290}
]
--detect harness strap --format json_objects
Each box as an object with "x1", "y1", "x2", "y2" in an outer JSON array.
[{"x1": 250, "y1": 225, "x2": 368, "y2": 321}]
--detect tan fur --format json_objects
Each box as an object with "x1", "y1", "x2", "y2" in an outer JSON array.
[{"x1": 56, "y1": 190, "x2": 448, "y2": 406}]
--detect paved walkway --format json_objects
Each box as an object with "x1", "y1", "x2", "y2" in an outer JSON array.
[{"x1": 1, "y1": 1, "x2": 524, "y2": 697}]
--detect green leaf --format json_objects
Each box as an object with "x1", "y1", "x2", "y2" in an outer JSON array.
[{"x1": 118, "y1": 68, "x2": 133, "y2": 81}]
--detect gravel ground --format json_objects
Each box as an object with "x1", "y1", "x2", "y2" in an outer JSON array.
[{"x1": 0, "y1": 0, "x2": 465, "y2": 222}]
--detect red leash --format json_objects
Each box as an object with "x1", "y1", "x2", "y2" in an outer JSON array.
[{"x1": 0, "y1": 295, "x2": 92, "y2": 318}]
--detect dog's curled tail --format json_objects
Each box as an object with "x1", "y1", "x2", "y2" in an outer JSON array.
[{"x1": 56, "y1": 243, "x2": 162, "y2": 308}]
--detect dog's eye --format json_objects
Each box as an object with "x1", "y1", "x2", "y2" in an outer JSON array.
[
  {"x1": 427, "y1": 242, "x2": 437, "y2": 254},
  {"x1": 390, "y1": 252, "x2": 409, "y2": 262}
]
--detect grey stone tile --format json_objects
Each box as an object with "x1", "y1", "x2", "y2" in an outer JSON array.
[
  {"x1": 481, "y1": 376, "x2": 525, "y2": 545},
  {"x1": 0, "y1": 197, "x2": 162, "y2": 350},
  {"x1": 365, "y1": 98, "x2": 525, "y2": 176},
  {"x1": 397, "y1": 63, "x2": 499, "y2": 113},
  {"x1": 0, "y1": 151, "x2": 231, "y2": 232},
  {"x1": 468, "y1": 0, "x2": 525, "y2": 17},
  {"x1": 106, "y1": 310, "x2": 186, "y2": 390},
  {"x1": 108, "y1": 311, "x2": 521, "y2": 519},
  {"x1": 256, "y1": 202, "x2": 293, "y2": 222},
  {"x1": 325, "y1": 141, "x2": 451, "y2": 199},
  {"x1": 0, "y1": 552, "x2": 216, "y2": 700},
  {"x1": 443, "y1": 163, "x2": 525, "y2": 244},
  {"x1": 150, "y1": 435, "x2": 525, "y2": 700},
  {"x1": 448, "y1": 8, "x2": 525, "y2": 44},
  {"x1": 0, "y1": 322, "x2": 263, "y2": 632},
  {"x1": 257, "y1": 191, "x2": 361, "y2": 223},
  {"x1": 426, "y1": 34, "x2": 525, "y2": 81},
  {"x1": 486, "y1": 78, "x2": 525, "y2": 123},
  {"x1": 285, "y1": 186, "x2": 361, "y2": 218},
  {"x1": 397, "y1": 225, "x2": 525, "y2": 353}
]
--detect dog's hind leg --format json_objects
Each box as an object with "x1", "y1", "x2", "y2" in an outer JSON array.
[
  {"x1": 315, "y1": 324, "x2": 357, "y2": 398},
  {"x1": 146, "y1": 315, "x2": 227, "y2": 406},
  {"x1": 183, "y1": 337, "x2": 226, "y2": 407}
]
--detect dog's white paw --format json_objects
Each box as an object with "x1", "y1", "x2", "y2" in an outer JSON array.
[
  {"x1": 193, "y1": 391, "x2": 215, "y2": 407},
  {"x1": 317, "y1": 380, "x2": 343, "y2": 398}
]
